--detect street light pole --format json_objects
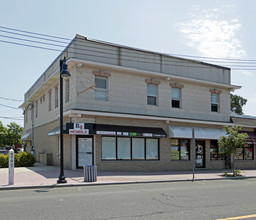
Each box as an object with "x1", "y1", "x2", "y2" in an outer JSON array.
[{"x1": 57, "y1": 57, "x2": 70, "y2": 184}]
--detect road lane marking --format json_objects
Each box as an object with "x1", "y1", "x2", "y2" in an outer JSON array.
[{"x1": 217, "y1": 214, "x2": 256, "y2": 220}]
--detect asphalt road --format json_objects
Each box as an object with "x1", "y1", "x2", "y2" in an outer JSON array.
[{"x1": 1, "y1": 179, "x2": 256, "y2": 220}]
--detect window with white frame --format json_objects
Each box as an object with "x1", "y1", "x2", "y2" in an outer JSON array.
[
  {"x1": 147, "y1": 84, "x2": 157, "y2": 105},
  {"x1": 95, "y1": 76, "x2": 108, "y2": 101},
  {"x1": 211, "y1": 93, "x2": 219, "y2": 112},
  {"x1": 171, "y1": 88, "x2": 181, "y2": 108}
]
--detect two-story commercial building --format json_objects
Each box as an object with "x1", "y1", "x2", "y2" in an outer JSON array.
[{"x1": 21, "y1": 34, "x2": 252, "y2": 171}]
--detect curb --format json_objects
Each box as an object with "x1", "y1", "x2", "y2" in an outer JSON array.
[{"x1": 1, "y1": 175, "x2": 255, "y2": 191}]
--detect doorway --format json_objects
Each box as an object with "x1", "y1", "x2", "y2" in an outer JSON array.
[
  {"x1": 195, "y1": 141, "x2": 205, "y2": 168},
  {"x1": 76, "y1": 136, "x2": 93, "y2": 168}
]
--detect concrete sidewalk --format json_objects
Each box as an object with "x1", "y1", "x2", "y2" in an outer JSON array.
[{"x1": 1, "y1": 163, "x2": 256, "y2": 190}]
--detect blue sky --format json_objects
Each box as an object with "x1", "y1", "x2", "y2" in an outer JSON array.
[{"x1": 0, "y1": 0, "x2": 255, "y2": 126}]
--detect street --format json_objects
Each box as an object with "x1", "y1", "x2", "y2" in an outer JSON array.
[{"x1": 1, "y1": 179, "x2": 256, "y2": 220}]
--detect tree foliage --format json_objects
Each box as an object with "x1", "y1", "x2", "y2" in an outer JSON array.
[
  {"x1": 230, "y1": 94, "x2": 247, "y2": 115},
  {"x1": 0, "y1": 121, "x2": 7, "y2": 148},
  {"x1": 0, "y1": 121, "x2": 23, "y2": 148},
  {"x1": 218, "y1": 125, "x2": 248, "y2": 156}
]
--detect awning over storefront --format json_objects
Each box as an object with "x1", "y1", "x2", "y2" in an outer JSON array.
[
  {"x1": 21, "y1": 132, "x2": 31, "y2": 141},
  {"x1": 50, "y1": 123, "x2": 167, "y2": 137},
  {"x1": 95, "y1": 124, "x2": 167, "y2": 137},
  {"x1": 169, "y1": 126, "x2": 226, "y2": 139}
]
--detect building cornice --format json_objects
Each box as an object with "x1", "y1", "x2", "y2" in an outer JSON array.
[{"x1": 65, "y1": 109, "x2": 233, "y2": 126}]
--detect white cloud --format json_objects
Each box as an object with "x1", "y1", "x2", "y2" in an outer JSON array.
[{"x1": 180, "y1": 6, "x2": 246, "y2": 59}]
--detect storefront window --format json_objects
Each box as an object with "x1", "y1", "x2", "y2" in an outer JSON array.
[
  {"x1": 102, "y1": 137, "x2": 159, "y2": 160},
  {"x1": 102, "y1": 137, "x2": 116, "y2": 160},
  {"x1": 171, "y1": 139, "x2": 190, "y2": 160},
  {"x1": 235, "y1": 144, "x2": 254, "y2": 160},
  {"x1": 146, "y1": 139, "x2": 158, "y2": 159},
  {"x1": 132, "y1": 138, "x2": 145, "y2": 159},
  {"x1": 235, "y1": 148, "x2": 243, "y2": 160},
  {"x1": 210, "y1": 140, "x2": 224, "y2": 160},
  {"x1": 117, "y1": 137, "x2": 131, "y2": 159},
  {"x1": 244, "y1": 145, "x2": 254, "y2": 160}
]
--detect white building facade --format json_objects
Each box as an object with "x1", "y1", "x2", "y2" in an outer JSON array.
[{"x1": 21, "y1": 35, "x2": 254, "y2": 171}]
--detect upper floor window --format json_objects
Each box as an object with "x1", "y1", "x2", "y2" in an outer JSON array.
[
  {"x1": 147, "y1": 84, "x2": 157, "y2": 105},
  {"x1": 171, "y1": 88, "x2": 181, "y2": 108},
  {"x1": 170, "y1": 82, "x2": 183, "y2": 109},
  {"x1": 55, "y1": 86, "x2": 58, "y2": 108},
  {"x1": 65, "y1": 78, "x2": 70, "y2": 103},
  {"x1": 211, "y1": 94, "x2": 219, "y2": 112},
  {"x1": 95, "y1": 76, "x2": 108, "y2": 101}
]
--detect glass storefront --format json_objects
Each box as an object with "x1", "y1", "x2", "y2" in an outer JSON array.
[
  {"x1": 235, "y1": 144, "x2": 254, "y2": 160},
  {"x1": 171, "y1": 139, "x2": 190, "y2": 160},
  {"x1": 195, "y1": 141, "x2": 205, "y2": 168},
  {"x1": 210, "y1": 140, "x2": 224, "y2": 160},
  {"x1": 102, "y1": 136, "x2": 159, "y2": 160}
]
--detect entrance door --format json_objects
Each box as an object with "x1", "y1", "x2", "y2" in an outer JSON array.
[
  {"x1": 77, "y1": 137, "x2": 93, "y2": 168},
  {"x1": 195, "y1": 141, "x2": 205, "y2": 168}
]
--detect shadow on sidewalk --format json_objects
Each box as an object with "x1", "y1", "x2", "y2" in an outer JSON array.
[{"x1": 25, "y1": 163, "x2": 232, "y2": 179}]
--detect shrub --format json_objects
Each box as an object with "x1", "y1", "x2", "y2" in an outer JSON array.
[
  {"x1": 17, "y1": 152, "x2": 36, "y2": 167},
  {"x1": 0, "y1": 154, "x2": 8, "y2": 168},
  {"x1": 223, "y1": 169, "x2": 242, "y2": 177},
  {"x1": 0, "y1": 152, "x2": 35, "y2": 168},
  {"x1": 233, "y1": 169, "x2": 242, "y2": 176}
]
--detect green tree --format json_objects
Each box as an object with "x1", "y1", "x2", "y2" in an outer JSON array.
[
  {"x1": 230, "y1": 94, "x2": 247, "y2": 115},
  {"x1": 0, "y1": 121, "x2": 7, "y2": 148},
  {"x1": 5, "y1": 122, "x2": 23, "y2": 146},
  {"x1": 218, "y1": 125, "x2": 248, "y2": 169}
]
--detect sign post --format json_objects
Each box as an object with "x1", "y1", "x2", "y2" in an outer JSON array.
[
  {"x1": 9, "y1": 149, "x2": 14, "y2": 185},
  {"x1": 192, "y1": 128, "x2": 195, "y2": 182}
]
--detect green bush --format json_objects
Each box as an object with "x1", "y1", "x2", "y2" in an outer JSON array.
[
  {"x1": 0, "y1": 152, "x2": 36, "y2": 168},
  {"x1": 233, "y1": 169, "x2": 242, "y2": 176},
  {"x1": 0, "y1": 154, "x2": 8, "y2": 168},
  {"x1": 17, "y1": 152, "x2": 36, "y2": 167}
]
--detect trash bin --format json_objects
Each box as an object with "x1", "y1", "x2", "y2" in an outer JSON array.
[{"x1": 84, "y1": 165, "x2": 97, "y2": 182}]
